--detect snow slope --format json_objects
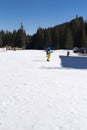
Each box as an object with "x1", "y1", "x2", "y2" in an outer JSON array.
[{"x1": 0, "y1": 50, "x2": 87, "y2": 130}]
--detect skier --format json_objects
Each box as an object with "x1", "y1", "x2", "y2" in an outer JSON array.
[
  {"x1": 67, "y1": 50, "x2": 70, "y2": 56},
  {"x1": 46, "y1": 47, "x2": 51, "y2": 61}
]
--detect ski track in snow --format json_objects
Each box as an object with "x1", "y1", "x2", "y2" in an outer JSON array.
[{"x1": 0, "y1": 50, "x2": 87, "y2": 130}]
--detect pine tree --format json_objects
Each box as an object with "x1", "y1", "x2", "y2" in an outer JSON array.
[
  {"x1": 16, "y1": 23, "x2": 26, "y2": 48},
  {"x1": 66, "y1": 28, "x2": 73, "y2": 49},
  {"x1": 0, "y1": 32, "x2": 2, "y2": 47}
]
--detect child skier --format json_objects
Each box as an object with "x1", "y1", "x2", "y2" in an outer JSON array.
[{"x1": 67, "y1": 50, "x2": 70, "y2": 56}]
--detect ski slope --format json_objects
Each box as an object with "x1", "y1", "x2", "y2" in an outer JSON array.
[{"x1": 0, "y1": 50, "x2": 87, "y2": 130}]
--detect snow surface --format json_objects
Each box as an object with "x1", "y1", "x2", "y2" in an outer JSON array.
[{"x1": 0, "y1": 50, "x2": 87, "y2": 130}]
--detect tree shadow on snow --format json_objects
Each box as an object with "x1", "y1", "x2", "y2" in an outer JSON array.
[{"x1": 59, "y1": 55, "x2": 87, "y2": 69}]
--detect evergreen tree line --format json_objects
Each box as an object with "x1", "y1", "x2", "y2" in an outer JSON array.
[
  {"x1": 0, "y1": 17, "x2": 87, "y2": 50},
  {"x1": 27, "y1": 17, "x2": 87, "y2": 49},
  {"x1": 0, "y1": 23, "x2": 29, "y2": 49}
]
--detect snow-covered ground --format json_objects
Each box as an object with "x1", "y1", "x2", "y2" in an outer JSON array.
[{"x1": 0, "y1": 50, "x2": 87, "y2": 130}]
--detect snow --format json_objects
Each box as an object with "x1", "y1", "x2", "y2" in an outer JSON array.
[{"x1": 0, "y1": 50, "x2": 87, "y2": 130}]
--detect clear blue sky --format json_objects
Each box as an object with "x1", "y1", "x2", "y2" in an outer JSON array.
[{"x1": 0, "y1": 0, "x2": 87, "y2": 35}]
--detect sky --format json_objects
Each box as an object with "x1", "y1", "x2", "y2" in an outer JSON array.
[{"x1": 0, "y1": 0, "x2": 87, "y2": 35}]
